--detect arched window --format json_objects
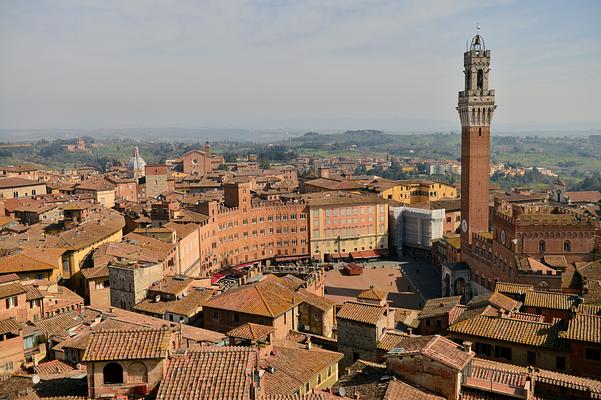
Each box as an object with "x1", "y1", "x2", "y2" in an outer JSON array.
[
  {"x1": 477, "y1": 69, "x2": 484, "y2": 89},
  {"x1": 539, "y1": 240, "x2": 546, "y2": 253},
  {"x1": 563, "y1": 240, "x2": 571, "y2": 252},
  {"x1": 127, "y1": 362, "x2": 148, "y2": 384},
  {"x1": 103, "y1": 363, "x2": 123, "y2": 384}
]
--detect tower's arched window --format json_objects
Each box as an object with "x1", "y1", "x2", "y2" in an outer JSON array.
[
  {"x1": 466, "y1": 71, "x2": 471, "y2": 90},
  {"x1": 564, "y1": 240, "x2": 571, "y2": 252},
  {"x1": 477, "y1": 69, "x2": 484, "y2": 90},
  {"x1": 539, "y1": 240, "x2": 546, "y2": 253},
  {"x1": 103, "y1": 363, "x2": 123, "y2": 384}
]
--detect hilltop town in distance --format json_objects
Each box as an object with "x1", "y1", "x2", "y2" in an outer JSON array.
[{"x1": 1, "y1": 16, "x2": 601, "y2": 400}]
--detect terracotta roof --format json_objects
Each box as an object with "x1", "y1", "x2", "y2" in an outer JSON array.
[
  {"x1": 449, "y1": 315, "x2": 566, "y2": 350},
  {"x1": 0, "y1": 273, "x2": 19, "y2": 284},
  {"x1": 296, "y1": 288, "x2": 336, "y2": 311},
  {"x1": 565, "y1": 190, "x2": 601, "y2": 203},
  {"x1": 80, "y1": 264, "x2": 108, "y2": 280},
  {"x1": 203, "y1": 275, "x2": 301, "y2": 318},
  {"x1": 149, "y1": 276, "x2": 194, "y2": 297},
  {"x1": 336, "y1": 301, "x2": 386, "y2": 325},
  {"x1": 472, "y1": 357, "x2": 601, "y2": 397},
  {"x1": 0, "y1": 317, "x2": 20, "y2": 335},
  {"x1": 32, "y1": 310, "x2": 91, "y2": 340},
  {"x1": 261, "y1": 341, "x2": 344, "y2": 396},
  {"x1": 303, "y1": 191, "x2": 387, "y2": 206},
  {"x1": 304, "y1": 178, "x2": 362, "y2": 191},
  {"x1": 227, "y1": 323, "x2": 274, "y2": 340},
  {"x1": 156, "y1": 346, "x2": 255, "y2": 400},
  {"x1": 52, "y1": 317, "x2": 151, "y2": 352},
  {"x1": 494, "y1": 282, "x2": 533, "y2": 295},
  {"x1": 163, "y1": 221, "x2": 198, "y2": 239},
  {"x1": 376, "y1": 331, "x2": 417, "y2": 351},
  {"x1": 419, "y1": 296, "x2": 462, "y2": 319},
  {"x1": 523, "y1": 291, "x2": 579, "y2": 310},
  {"x1": 82, "y1": 327, "x2": 174, "y2": 361},
  {"x1": 180, "y1": 324, "x2": 227, "y2": 344},
  {"x1": 543, "y1": 255, "x2": 568, "y2": 270},
  {"x1": 467, "y1": 292, "x2": 520, "y2": 312},
  {"x1": 576, "y1": 303, "x2": 601, "y2": 316},
  {"x1": 0, "y1": 177, "x2": 44, "y2": 189},
  {"x1": 134, "y1": 288, "x2": 213, "y2": 317},
  {"x1": 22, "y1": 284, "x2": 44, "y2": 301},
  {"x1": 76, "y1": 178, "x2": 114, "y2": 191},
  {"x1": 0, "y1": 252, "x2": 58, "y2": 274},
  {"x1": 357, "y1": 287, "x2": 387, "y2": 301},
  {"x1": 34, "y1": 359, "x2": 76, "y2": 376},
  {"x1": 0, "y1": 281, "x2": 26, "y2": 298},
  {"x1": 386, "y1": 335, "x2": 472, "y2": 371},
  {"x1": 559, "y1": 314, "x2": 601, "y2": 344},
  {"x1": 383, "y1": 379, "x2": 445, "y2": 400}
]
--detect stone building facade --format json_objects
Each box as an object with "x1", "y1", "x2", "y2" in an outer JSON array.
[{"x1": 108, "y1": 261, "x2": 164, "y2": 311}]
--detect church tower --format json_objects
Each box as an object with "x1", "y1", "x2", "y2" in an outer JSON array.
[{"x1": 457, "y1": 31, "x2": 496, "y2": 247}]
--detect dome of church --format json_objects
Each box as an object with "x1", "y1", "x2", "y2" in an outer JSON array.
[{"x1": 127, "y1": 146, "x2": 146, "y2": 171}]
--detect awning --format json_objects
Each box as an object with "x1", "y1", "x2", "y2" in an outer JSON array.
[
  {"x1": 234, "y1": 261, "x2": 259, "y2": 270},
  {"x1": 330, "y1": 252, "x2": 350, "y2": 259},
  {"x1": 350, "y1": 249, "x2": 386, "y2": 259},
  {"x1": 210, "y1": 273, "x2": 225, "y2": 284}
]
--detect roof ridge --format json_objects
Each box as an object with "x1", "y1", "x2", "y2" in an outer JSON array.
[{"x1": 255, "y1": 285, "x2": 275, "y2": 317}]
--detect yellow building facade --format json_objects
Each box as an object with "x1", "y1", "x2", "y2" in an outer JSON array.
[
  {"x1": 366, "y1": 179, "x2": 457, "y2": 205},
  {"x1": 305, "y1": 192, "x2": 389, "y2": 262}
]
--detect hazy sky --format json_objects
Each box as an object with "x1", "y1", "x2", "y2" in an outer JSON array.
[{"x1": 1, "y1": 0, "x2": 600, "y2": 133}]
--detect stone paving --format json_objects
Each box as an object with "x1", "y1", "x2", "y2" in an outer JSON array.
[{"x1": 323, "y1": 257, "x2": 441, "y2": 310}]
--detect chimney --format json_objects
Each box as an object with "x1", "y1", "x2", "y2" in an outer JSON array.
[
  {"x1": 463, "y1": 341, "x2": 473, "y2": 355},
  {"x1": 306, "y1": 336, "x2": 312, "y2": 350},
  {"x1": 318, "y1": 167, "x2": 330, "y2": 179}
]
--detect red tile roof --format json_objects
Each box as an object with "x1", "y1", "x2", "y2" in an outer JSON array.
[
  {"x1": 383, "y1": 379, "x2": 445, "y2": 400},
  {"x1": 82, "y1": 327, "x2": 174, "y2": 361},
  {"x1": 156, "y1": 346, "x2": 255, "y2": 400},
  {"x1": 336, "y1": 301, "x2": 386, "y2": 325},
  {"x1": 227, "y1": 323, "x2": 275, "y2": 340},
  {"x1": 261, "y1": 342, "x2": 343, "y2": 396}
]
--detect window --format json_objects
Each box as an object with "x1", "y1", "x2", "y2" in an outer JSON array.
[
  {"x1": 475, "y1": 342, "x2": 492, "y2": 357},
  {"x1": 585, "y1": 348, "x2": 601, "y2": 361},
  {"x1": 233, "y1": 313, "x2": 240, "y2": 323},
  {"x1": 425, "y1": 319, "x2": 431, "y2": 326},
  {"x1": 495, "y1": 346, "x2": 511, "y2": 360},
  {"x1": 527, "y1": 351, "x2": 536, "y2": 365},
  {"x1": 103, "y1": 363, "x2": 124, "y2": 384},
  {"x1": 5, "y1": 296, "x2": 18, "y2": 309},
  {"x1": 317, "y1": 373, "x2": 322, "y2": 385},
  {"x1": 563, "y1": 241, "x2": 571, "y2": 252},
  {"x1": 539, "y1": 240, "x2": 545, "y2": 253},
  {"x1": 556, "y1": 356, "x2": 566, "y2": 370},
  {"x1": 212, "y1": 311, "x2": 219, "y2": 320},
  {"x1": 305, "y1": 382, "x2": 310, "y2": 392},
  {"x1": 435, "y1": 319, "x2": 442, "y2": 328}
]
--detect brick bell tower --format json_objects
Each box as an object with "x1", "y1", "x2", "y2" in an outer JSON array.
[{"x1": 458, "y1": 30, "x2": 496, "y2": 249}]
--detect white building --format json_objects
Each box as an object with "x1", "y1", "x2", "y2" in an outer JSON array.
[{"x1": 389, "y1": 205, "x2": 444, "y2": 256}]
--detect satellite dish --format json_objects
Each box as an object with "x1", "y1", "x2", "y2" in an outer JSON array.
[
  {"x1": 338, "y1": 386, "x2": 346, "y2": 397},
  {"x1": 32, "y1": 374, "x2": 41, "y2": 384}
]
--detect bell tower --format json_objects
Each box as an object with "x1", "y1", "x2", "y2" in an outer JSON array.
[{"x1": 457, "y1": 30, "x2": 496, "y2": 247}]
